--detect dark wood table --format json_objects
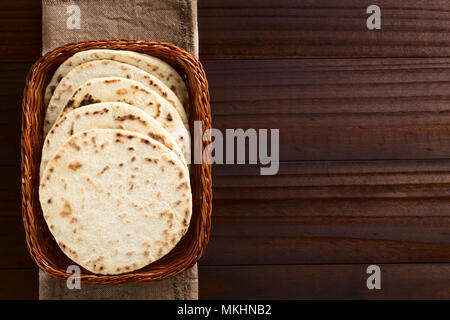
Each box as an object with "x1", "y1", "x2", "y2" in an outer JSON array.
[{"x1": 2, "y1": 0, "x2": 450, "y2": 299}]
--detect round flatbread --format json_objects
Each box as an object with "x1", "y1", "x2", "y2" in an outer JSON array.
[
  {"x1": 44, "y1": 60, "x2": 187, "y2": 135},
  {"x1": 39, "y1": 129, "x2": 192, "y2": 275},
  {"x1": 57, "y1": 77, "x2": 190, "y2": 163},
  {"x1": 40, "y1": 102, "x2": 185, "y2": 178},
  {"x1": 44, "y1": 49, "x2": 188, "y2": 109}
]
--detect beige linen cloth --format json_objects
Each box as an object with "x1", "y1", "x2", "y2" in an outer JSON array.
[{"x1": 39, "y1": 0, "x2": 199, "y2": 300}]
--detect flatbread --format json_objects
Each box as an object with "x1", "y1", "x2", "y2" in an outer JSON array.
[
  {"x1": 57, "y1": 77, "x2": 190, "y2": 163},
  {"x1": 44, "y1": 49, "x2": 188, "y2": 108},
  {"x1": 40, "y1": 102, "x2": 185, "y2": 178},
  {"x1": 44, "y1": 60, "x2": 187, "y2": 135},
  {"x1": 39, "y1": 129, "x2": 192, "y2": 275}
]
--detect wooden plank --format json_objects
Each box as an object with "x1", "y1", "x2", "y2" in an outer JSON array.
[
  {"x1": 1, "y1": 264, "x2": 450, "y2": 299},
  {"x1": 0, "y1": 268, "x2": 38, "y2": 299},
  {"x1": 198, "y1": 264, "x2": 450, "y2": 299},
  {"x1": 213, "y1": 160, "x2": 450, "y2": 200},
  {"x1": 6, "y1": 157, "x2": 450, "y2": 268},
  {"x1": 9, "y1": 58, "x2": 450, "y2": 163},
  {"x1": 0, "y1": 63, "x2": 31, "y2": 165},
  {"x1": 214, "y1": 185, "x2": 450, "y2": 200},
  {"x1": 199, "y1": 0, "x2": 450, "y2": 59},
  {"x1": 0, "y1": 1, "x2": 41, "y2": 62},
  {"x1": 8, "y1": 1, "x2": 450, "y2": 61},
  {"x1": 0, "y1": 63, "x2": 30, "y2": 124},
  {"x1": 2, "y1": 15, "x2": 450, "y2": 296},
  {"x1": 7, "y1": 178, "x2": 450, "y2": 269},
  {"x1": 0, "y1": 166, "x2": 20, "y2": 203},
  {"x1": 213, "y1": 198, "x2": 450, "y2": 217},
  {"x1": 214, "y1": 160, "x2": 450, "y2": 187},
  {"x1": 8, "y1": 158, "x2": 450, "y2": 202},
  {"x1": 6, "y1": 214, "x2": 450, "y2": 268},
  {"x1": 4, "y1": 0, "x2": 450, "y2": 300},
  {"x1": 9, "y1": 58, "x2": 450, "y2": 162},
  {"x1": 3, "y1": 264, "x2": 450, "y2": 299},
  {"x1": 200, "y1": 216, "x2": 450, "y2": 265},
  {"x1": 204, "y1": 58, "x2": 450, "y2": 161},
  {"x1": 9, "y1": 159, "x2": 450, "y2": 203},
  {"x1": 0, "y1": 124, "x2": 21, "y2": 165},
  {"x1": 205, "y1": 58, "x2": 450, "y2": 116},
  {"x1": 0, "y1": 214, "x2": 34, "y2": 268}
]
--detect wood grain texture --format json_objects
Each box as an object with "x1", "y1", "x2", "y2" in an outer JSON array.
[
  {"x1": 3, "y1": 264, "x2": 450, "y2": 300},
  {"x1": 4, "y1": 58, "x2": 450, "y2": 273},
  {"x1": 0, "y1": 269, "x2": 38, "y2": 299},
  {"x1": 0, "y1": 214, "x2": 33, "y2": 268},
  {"x1": 7, "y1": 158, "x2": 450, "y2": 268},
  {"x1": 199, "y1": 0, "x2": 450, "y2": 59},
  {"x1": 6, "y1": 204, "x2": 450, "y2": 268},
  {"x1": 0, "y1": 63, "x2": 30, "y2": 124},
  {"x1": 8, "y1": 58, "x2": 450, "y2": 164},
  {"x1": 199, "y1": 264, "x2": 450, "y2": 299},
  {"x1": 0, "y1": 1, "x2": 41, "y2": 62},
  {"x1": 213, "y1": 160, "x2": 450, "y2": 200},
  {"x1": 8, "y1": 159, "x2": 450, "y2": 202},
  {"x1": 202, "y1": 217, "x2": 450, "y2": 265},
  {"x1": 205, "y1": 58, "x2": 450, "y2": 161},
  {"x1": 3, "y1": 0, "x2": 450, "y2": 299},
  {"x1": 6, "y1": 1, "x2": 450, "y2": 61},
  {"x1": 213, "y1": 198, "x2": 450, "y2": 217}
]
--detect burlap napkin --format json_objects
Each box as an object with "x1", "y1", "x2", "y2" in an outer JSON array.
[
  {"x1": 42, "y1": 0, "x2": 198, "y2": 57},
  {"x1": 39, "y1": 265, "x2": 198, "y2": 300},
  {"x1": 39, "y1": 0, "x2": 199, "y2": 300}
]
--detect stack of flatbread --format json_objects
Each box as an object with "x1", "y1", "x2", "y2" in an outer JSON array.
[{"x1": 39, "y1": 50, "x2": 192, "y2": 275}]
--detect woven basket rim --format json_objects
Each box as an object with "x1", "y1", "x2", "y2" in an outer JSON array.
[{"x1": 21, "y1": 40, "x2": 212, "y2": 284}]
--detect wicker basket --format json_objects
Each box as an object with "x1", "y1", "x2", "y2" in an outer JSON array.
[{"x1": 21, "y1": 40, "x2": 212, "y2": 284}]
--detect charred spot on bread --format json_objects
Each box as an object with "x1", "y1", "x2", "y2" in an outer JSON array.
[{"x1": 79, "y1": 93, "x2": 101, "y2": 107}]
